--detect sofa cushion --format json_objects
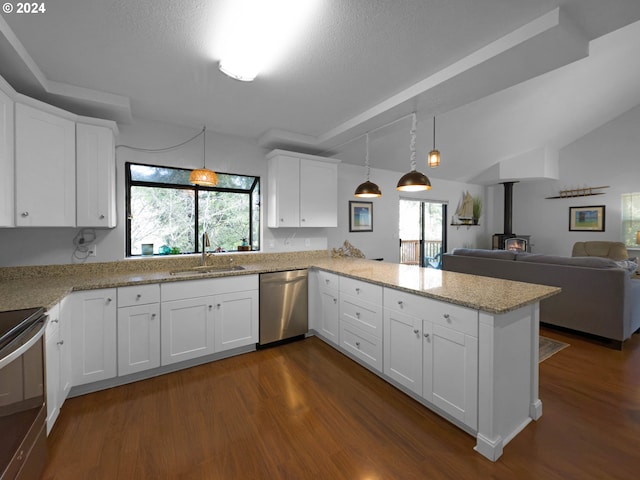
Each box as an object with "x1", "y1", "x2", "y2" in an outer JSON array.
[
  {"x1": 517, "y1": 254, "x2": 619, "y2": 268},
  {"x1": 451, "y1": 248, "x2": 516, "y2": 260},
  {"x1": 571, "y1": 241, "x2": 629, "y2": 261}
]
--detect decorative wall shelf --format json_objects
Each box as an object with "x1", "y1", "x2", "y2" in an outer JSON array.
[
  {"x1": 451, "y1": 222, "x2": 479, "y2": 229},
  {"x1": 545, "y1": 185, "x2": 609, "y2": 199}
]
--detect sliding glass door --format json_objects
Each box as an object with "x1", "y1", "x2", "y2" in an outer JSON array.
[{"x1": 399, "y1": 199, "x2": 447, "y2": 268}]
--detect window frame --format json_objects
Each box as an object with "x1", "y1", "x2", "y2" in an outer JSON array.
[
  {"x1": 125, "y1": 161, "x2": 260, "y2": 257},
  {"x1": 621, "y1": 192, "x2": 640, "y2": 249}
]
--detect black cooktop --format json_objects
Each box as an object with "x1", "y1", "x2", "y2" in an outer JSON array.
[{"x1": 0, "y1": 307, "x2": 45, "y2": 352}]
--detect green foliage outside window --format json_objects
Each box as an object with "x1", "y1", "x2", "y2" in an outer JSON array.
[{"x1": 127, "y1": 163, "x2": 260, "y2": 256}]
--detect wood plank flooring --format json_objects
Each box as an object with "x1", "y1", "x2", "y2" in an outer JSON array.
[{"x1": 42, "y1": 328, "x2": 640, "y2": 479}]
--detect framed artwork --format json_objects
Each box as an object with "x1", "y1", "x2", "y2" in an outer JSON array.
[
  {"x1": 349, "y1": 201, "x2": 373, "y2": 232},
  {"x1": 569, "y1": 205, "x2": 605, "y2": 232}
]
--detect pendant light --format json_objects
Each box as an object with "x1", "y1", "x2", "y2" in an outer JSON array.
[
  {"x1": 189, "y1": 126, "x2": 219, "y2": 187},
  {"x1": 397, "y1": 113, "x2": 431, "y2": 192},
  {"x1": 354, "y1": 133, "x2": 382, "y2": 198},
  {"x1": 428, "y1": 116, "x2": 440, "y2": 168}
]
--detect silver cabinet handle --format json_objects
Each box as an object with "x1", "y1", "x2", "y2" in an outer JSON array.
[
  {"x1": 355, "y1": 288, "x2": 361, "y2": 294},
  {"x1": 136, "y1": 294, "x2": 142, "y2": 299},
  {"x1": 99, "y1": 214, "x2": 105, "y2": 219},
  {"x1": 208, "y1": 305, "x2": 213, "y2": 310},
  {"x1": 51, "y1": 319, "x2": 59, "y2": 324},
  {"x1": 355, "y1": 341, "x2": 361, "y2": 348},
  {"x1": 216, "y1": 304, "x2": 221, "y2": 309},
  {"x1": 443, "y1": 313, "x2": 450, "y2": 320},
  {"x1": 397, "y1": 300, "x2": 404, "y2": 307},
  {"x1": 413, "y1": 329, "x2": 420, "y2": 335},
  {"x1": 355, "y1": 312, "x2": 361, "y2": 318},
  {"x1": 21, "y1": 211, "x2": 29, "y2": 217},
  {"x1": 280, "y1": 218, "x2": 284, "y2": 222},
  {"x1": 301, "y1": 218, "x2": 306, "y2": 222},
  {"x1": 106, "y1": 298, "x2": 112, "y2": 303},
  {"x1": 325, "y1": 279, "x2": 330, "y2": 284},
  {"x1": 151, "y1": 313, "x2": 156, "y2": 319},
  {"x1": 333, "y1": 298, "x2": 337, "y2": 304},
  {"x1": 423, "y1": 333, "x2": 430, "y2": 339},
  {"x1": 57, "y1": 340, "x2": 64, "y2": 346}
]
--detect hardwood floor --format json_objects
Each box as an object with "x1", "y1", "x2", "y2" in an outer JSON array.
[{"x1": 42, "y1": 328, "x2": 640, "y2": 480}]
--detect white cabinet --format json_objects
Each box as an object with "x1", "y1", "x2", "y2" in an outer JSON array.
[
  {"x1": 214, "y1": 289, "x2": 259, "y2": 352},
  {"x1": 68, "y1": 288, "x2": 117, "y2": 386},
  {"x1": 15, "y1": 103, "x2": 76, "y2": 226},
  {"x1": 383, "y1": 287, "x2": 479, "y2": 430},
  {"x1": 117, "y1": 284, "x2": 161, "y2": 376},
  {"x1": 383, "y1": 306, "x2": 423, "y2": 395},
  {"x1": 160, "y1": 275, "x2": 259, "y2": 365},
  {"x1": 339, "y1": 277, "x2": 383, "y2": 372},
  {"x1": 309, "y1": 270, "x2": 340, "y2": 345},
  {"x1": 45, "y1": 302, "x2": 71, "y2": 434},
  {"x1": 76, "y1": 123, "x2": 116, "y2": 228},
  {"x1": 266, "y1": 150, "x2": 339, "y2": 228},
  {"x1": 0, "y1": 86, "x2": 14, "y2": 227}
]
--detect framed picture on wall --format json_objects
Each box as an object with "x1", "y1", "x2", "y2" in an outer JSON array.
[
  {"x1": 569, "y1": 205, "x2": 605, "y2": 231},
  {"x1": 349, "y1": 201, "x2": 373, "y2": 232}
]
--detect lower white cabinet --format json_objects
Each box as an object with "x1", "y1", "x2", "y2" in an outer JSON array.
[
  {"x1": 308, "y1": 270, "x2": 340, "y2": 345},
  {"x1": 383, "y1": 307, "x2": 424, "y2": 395},
  {"x1": 117, "y1": 284, "x2": 161, "y2": 376},
  {"x1": 160, "y1": 275, "x2": 259, "y2": 366},
  {"x1": 214, "y1": 290, "x2": 259, "y2": 353},
  {"x1": 45, "y1": 301, "x2": 71, "y2": 434},
  {"x1": 69, "y1": 288, "x2": 117, "y2": 386},
  {"x1": 160, "y1": 296, "x2": 216, "y2": 366},
  {"x1": 118, "y1": 303, "x2": 161, "y2": 376}
]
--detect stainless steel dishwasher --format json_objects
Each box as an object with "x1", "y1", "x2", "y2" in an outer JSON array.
[{"x1": 259, "y1": 269, "x2": 308, "y2": 346}]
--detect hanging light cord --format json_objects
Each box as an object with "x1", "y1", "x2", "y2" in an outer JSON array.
[
  {"x1": 116, "y1": 126, "x2": 206, "y2": 153},
  {"x1": 364, "y1": 133, "x2": 371, "y2": 181},
  {"x1": 432, "y1": 116, "x2": 436, "y2": 150},
  {"x1": 409, "y1": 113, "x2": 417, "y2": 170}
]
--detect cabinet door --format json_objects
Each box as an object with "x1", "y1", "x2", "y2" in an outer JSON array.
[
  {"x1": 0, "y1": 87, "x2": 13, "y2": 227},
  {"x1": 383, "y1": 308, "x2": 423, "y2": 396},
  {"x1": 15, "y1": 103, "x2": 76, "y2": 226},
  {"x1": 299, "y1": 159, "x2": 338, "y2": 227},
  {"x1": 58, "y1": 298, "x2": 72, "y2": 401},
  {"x1": 426, "y1": 323, "x2": 478, "y2": 429},
  {"x1": 76, "y1": 123, "x2": 116, "y2": 228},
  {"x1": 69, "y1": 289, "x2": 117, "y2": 386},
  {"x1": 161, "y1": 296, "x2": 215, "y2": 365},
  {"x1": 214, "y1": 290, "x2": 258, "y2": 352},
  {"x1": 318, "y1": 289, "x2": 340, "y2": 345},
  {"x1": 45, "y1": 326, "x2": 61, "y2": 434},
  {"x1": 117, "y1": 303, "x2": 161, "y2": 376},
  {"x1": 267, "y1": 155, "x2": 299, "y2": 227}
]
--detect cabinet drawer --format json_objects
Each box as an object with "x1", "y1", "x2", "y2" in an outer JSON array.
[
  {"x1": 340, "y1": 277, "x2": 382, "y2": 305},
  {"x1": 340, "y1": 296, "x2": 382, "y2": 338},
  {"x1": 427, "y1": 301, "x2": 478, "y2": 338},
  {"x1": 340, "y1": 322, "x2": 382, "y2": 373},
  {"x1": 383, "y1": 288, "x2": 428, "y2": 319},
  {"x1": 161, "y1": 275, "x2": 258, "y2": 302},
  {"x1": 118, "y1": 284, "x2": 160, "y2": 307},
  {"x1": 316, "y1": 270, "x2": 339, "y2": 291}
]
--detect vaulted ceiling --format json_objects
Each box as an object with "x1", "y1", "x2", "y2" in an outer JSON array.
[{"x1": 2, "y1": 0, "x2": 640, "y2": 183}]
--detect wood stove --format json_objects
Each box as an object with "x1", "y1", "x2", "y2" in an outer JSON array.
[{"x1": 492, "y1": 182, "x2": 531, "y2": 253}]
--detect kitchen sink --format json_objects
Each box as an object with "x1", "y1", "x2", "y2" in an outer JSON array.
[{"x1": 169, "y1": 265, "x2": 246, "y2": 276}]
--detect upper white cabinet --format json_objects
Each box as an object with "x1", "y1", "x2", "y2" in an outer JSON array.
[
  {"x1": 76, "y1": 123, "x2": 116, "y2": 228},
  {"x1": 15, "y1": 103, "x2": 76, "y2": 226},
  {"x1": 266, "y1": 150, "x2": 340, "y2": 228},
  {"x1": 0, "y1": 85, "x2": 14, "y2": 227}
]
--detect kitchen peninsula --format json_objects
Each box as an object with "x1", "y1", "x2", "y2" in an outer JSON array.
[{"x1": 0, "y1": 251, "x2": 559, "y2": 461}]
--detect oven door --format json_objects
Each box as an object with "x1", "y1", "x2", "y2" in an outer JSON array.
[{"x1": 0, "y1": 316, "x2": 47, "y2": 480}]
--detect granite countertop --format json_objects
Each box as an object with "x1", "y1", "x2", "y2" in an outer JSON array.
[{"x1": 0, "y1": 252, "x2": 560, "y2": 314}]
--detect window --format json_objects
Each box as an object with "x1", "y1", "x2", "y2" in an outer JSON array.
[
  {"x1": 126, "y1": 162, "x2": 260, "y2": 256},
  {"x1": 621, "y1": 193, "x2": 640, "y2": 248}
]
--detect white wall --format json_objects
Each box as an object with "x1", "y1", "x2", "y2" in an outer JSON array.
[
  {"x1": 490, "y1": 103, "x2": 640, "y2": 256},
  {"x1": 328, "y1": 163, "x2": 489, "y2": 262}
]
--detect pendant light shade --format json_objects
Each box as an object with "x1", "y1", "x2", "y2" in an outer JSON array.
[
  {"x1": 427, "y1": 116, "x2": 440, "y2": 168},
  {"x1": 190, "y1": 126, "x2": 219, "y2": 187},
  {"x1": 397, "y1": 113, "x2": 431, "y2": 192},
  {"x1": 355, "y1": 134, "x2": 382, "y2": 198},
  {"x1": 636, "y1": 230, "x2": 640, "y2": 244}
]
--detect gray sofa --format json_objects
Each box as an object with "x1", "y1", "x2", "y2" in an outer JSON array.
[{"x1": 442, "y1": 249, "x2": 640, "y2": 348}]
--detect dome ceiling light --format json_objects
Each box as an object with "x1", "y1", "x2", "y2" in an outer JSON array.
[{"x1": 397, "y1": 113, "x2": 432, "y2": 192}]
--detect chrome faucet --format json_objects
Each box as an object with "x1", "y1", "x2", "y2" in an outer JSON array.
[{"x1": 202, "y1": 232, "x2": 210, "y2": 266}]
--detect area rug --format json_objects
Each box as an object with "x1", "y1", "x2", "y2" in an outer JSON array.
[{"x1": 539, "y1": 336, "x2": 569, "y2": 363}]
